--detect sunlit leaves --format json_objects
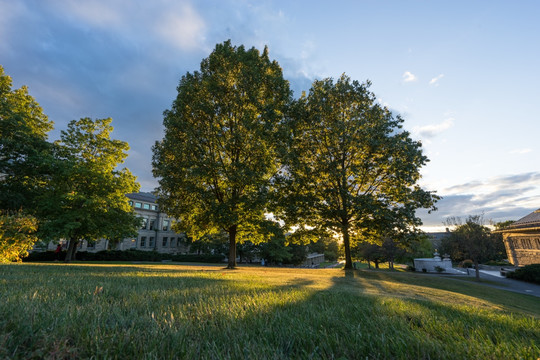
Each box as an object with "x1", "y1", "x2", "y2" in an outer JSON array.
[
  {"x1": 153, "y1": 41, "x2": 291, "y2": 267},
  {"x1": 0, "y1": 211, "x2": 38, "y2": 263},
  {"x1": 277, "y1": 74, "x2": 438, "y2": 269}
]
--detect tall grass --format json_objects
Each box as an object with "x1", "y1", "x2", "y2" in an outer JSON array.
[{"x1": 1, "y1": 263, "x2": 539, "y2": 359}]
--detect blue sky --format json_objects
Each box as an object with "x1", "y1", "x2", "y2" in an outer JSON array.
[{"x1": 1, "y1": 0, "x2": 539, "y2": 231}]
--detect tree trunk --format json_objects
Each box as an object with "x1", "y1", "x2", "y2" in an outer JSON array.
[
  {"x1": 64, "y1": 238, "x2": 78, "y2": 263},
  {"x1": 474, "y1": 259, "x2": 480, "y2": 280},
  {"x1": 374, "y1": 260, "x2": 379, "y2": 269},
  {"x1": 342, "y1": 223, "x2": 353, "y2": 270},
  {"x1": 227, "y1": 225, "x2": 237, "y2": 269}
]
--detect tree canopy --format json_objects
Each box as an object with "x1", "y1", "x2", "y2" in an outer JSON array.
[
  {"x1": 38, "y1": 117, "x2": 140, "y2": 261},
  {"x1": 441, "y1": 215, "x2": 506, "y2": 279},
  {"x1": 277, "y1": 75, "x2": 438, "y2": 269},
  {"x1": 153, "y1": 40, "x2": 291, "y2": 268},
  {"x1": 0, "y1": 65, "x2": 54, "y2": 211}
]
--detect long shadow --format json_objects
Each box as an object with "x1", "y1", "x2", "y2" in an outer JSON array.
[{"x1": 3, "y1": 264, "x2": 540, "y2": 359}]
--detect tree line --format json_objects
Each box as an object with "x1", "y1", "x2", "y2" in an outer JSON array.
[
  {"x1": 152, "y1": 41, "x2": 439, "y2": 269},
  {"x1": 0, "y1": 66, "x2": 140, "y2": 263},
  {"x1": 2, "y1": 41, "x2": 442, "y2": 266}
]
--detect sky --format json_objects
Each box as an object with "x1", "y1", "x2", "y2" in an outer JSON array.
[{"x1": 1, "y1": 0, "x2": 539, "y2": 231}]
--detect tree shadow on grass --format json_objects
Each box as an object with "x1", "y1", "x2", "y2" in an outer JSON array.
[{"x1": 2, "y1": 265, "x2": 539, "y2": 359}]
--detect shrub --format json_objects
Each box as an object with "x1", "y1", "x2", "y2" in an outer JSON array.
[
  {"x1": 434, "y1": 266, "x2": 445, "y2": 273},
  {"x1": 23, "y1": 249, "x2": 225, "y2": 263},
  {"x1": 406, "y1": 265, "x2": 416, "y2": 272},
  {"x1": 460, "y1": 259, "x2": 473, "y2": 268},
  {"x1": 506, "y1": 264, "x2": 540, "y2": 285}
]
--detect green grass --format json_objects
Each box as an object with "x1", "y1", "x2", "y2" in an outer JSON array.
[{"x1": 1, "y1": 264, "x2": 539, "y2": 359}]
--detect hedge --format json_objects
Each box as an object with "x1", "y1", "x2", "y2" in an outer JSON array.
[
  {"x1": 506, "y1": 263, "x2": 540, "y2": 285},
  {"x1": 23, "y1": 249, "x2": 224, "y2": 264}
]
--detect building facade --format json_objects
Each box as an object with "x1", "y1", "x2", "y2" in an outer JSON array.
[
  {"x1": 499, "y1": 209, "x2": 540, "y2": 266},
  {"x1": 48, "y1": 192, "x2": 190, "y2": 254}
]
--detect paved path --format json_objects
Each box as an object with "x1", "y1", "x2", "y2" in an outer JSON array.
[{"x1": 449, "y1": 269, "x2": 540, "y2": 298}]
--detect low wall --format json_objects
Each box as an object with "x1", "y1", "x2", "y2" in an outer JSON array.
[{"x1": 414, "y1": 258, "x2": 452, "y2": 272}]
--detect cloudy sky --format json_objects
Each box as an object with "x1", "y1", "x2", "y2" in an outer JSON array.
[{"x1": 2, "y1": 0, "x2": 539, "y2": 231}]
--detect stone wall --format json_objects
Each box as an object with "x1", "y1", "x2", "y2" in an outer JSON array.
[{"x1": 503, "y1": 233, "x2": 540, "y2": 266}]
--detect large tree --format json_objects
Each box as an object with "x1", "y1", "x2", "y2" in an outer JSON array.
[
  {"x1": 153, "y1": 41, "x2": 291, "y2": 268},
  {"x1": 38, "y1": 118, "x2": 140, "y2": 262},
  {"x1": 278, "y1": 75, "x2": 437, "y2": 269},
  {"x1": 0, "y1": 66, "x2": 54, "y2": 211}
]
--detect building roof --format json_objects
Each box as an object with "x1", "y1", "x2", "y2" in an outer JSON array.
[
  {"x1": 126, "y1": 192, "x2": 158, "y2": 203},
  {"x1": 504, "y1": 209, "x2": 540, "y2": 231}
]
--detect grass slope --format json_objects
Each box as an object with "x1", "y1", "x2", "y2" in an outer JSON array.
[{"x1": 1, "y1": 263, "x2": 539, "y2": 359}]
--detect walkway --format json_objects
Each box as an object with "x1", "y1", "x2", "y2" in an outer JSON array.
[{"x1": 451, "y1": 268, "x2": 540, "y2": 298}]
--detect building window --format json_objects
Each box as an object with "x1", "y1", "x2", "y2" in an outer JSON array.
[
  {"x1": 141, "y1": 218, "x2": 148, "y2": 230},
  {"x1": 149, "y1": 219, "x2": 155, "y2": 230},
  {"x1": 152, "y1": 205, "x2": 158, "y2": 211},
  {"x1": 149, "y1": 237, "x2": 155, "y2": 248},
  {"x1": 170, "y1": 237, "x2": 176, "y2": 247},
  {"x1": 162, "y1": 220, "x2": 169, "y2": 231},
  {"x1": 143, "y1": 203, "x2": 150, "y2": 210},
  {"x1": 140, "y1": 236, "x2": 146, "y2": 247},
  {"x1": 162, "y1": 237, "x2": 168, "y2": 247},
  {"x1": 135, "y1": 202, "x2": 142, "y2": 208},
  {"x1": 129, "y1": 201, "x2": 133, "y2": 206}
]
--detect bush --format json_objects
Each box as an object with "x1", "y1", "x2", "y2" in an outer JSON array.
[
  {"x1": 460, "y1": 259, "x2": 473, "y2": 268},
  {"x1": 434, "y1": 266, "x2": 445, "y2": 273},
  {"x1": 23, "y1": 249, "x2": 225, "y2": 263},
  {"x1": 406, "y1": 265, "x2": 416, "y2": 272},
  {"x1": 506, "y1": 264, "x2": 540, "y2": 285}
]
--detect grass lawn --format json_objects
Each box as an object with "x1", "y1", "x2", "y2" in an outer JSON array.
[{"x1": 1, "y1": 263, "x2": 539, "y2": 359}]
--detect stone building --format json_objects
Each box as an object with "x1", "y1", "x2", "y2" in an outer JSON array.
[
  {"x1": 48, "y1": 192, "x2": 190, "y2": 254},
  {"x1": 499, "y1": 209, "x2": 540, "y2": 266}
]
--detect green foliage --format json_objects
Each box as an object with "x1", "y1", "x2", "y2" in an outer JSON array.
[
  {"x1": 0, "y1": 211, "x2": 38, "y2": 262},
  {"x1": 153, "y1": 40, "x2": 291, "y2": 268},
  {"x1": 507, "y1": 264, "x2": 540, "y2": 284},
  {"x1": 441, "y1": 215, "x2": 506, "y2": 265},
  {"x1": 0, "y1": 66, "x2": 54, "y2": 211},
  {"x1": 309, "y1": 237, "x2": 339, "y2": 262},
  {"x1": 434, "y1": 265, "x2": 445, "y2": 273},
  {"x1": 276, "y1": 74, "x2": 438, "y2": 269},
  {"x1": 37, "y1": 118, "x2": 140, "y2": 261}
]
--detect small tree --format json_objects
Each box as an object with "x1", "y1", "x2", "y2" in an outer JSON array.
[
  {"x1": 443, "y1": 215, "x2": 499, "y2": 280},
  {"x1": 355, "y1": 241, "x2": 384, "y2": 269},
  {"x1": 0, "y1": 211, "x2": 38, "y2": 263},
  {"x1": 38, "y1": 118, "x2": 140, "y2": 262}
]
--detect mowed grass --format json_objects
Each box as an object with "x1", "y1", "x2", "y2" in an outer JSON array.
[{"x1": 1, "y1": 264, "x2": 539, "y2": 359}]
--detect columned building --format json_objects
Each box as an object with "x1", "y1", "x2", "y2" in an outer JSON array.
[{"x1": 499, "y1": 209, "x2": 540, "y2": 266}]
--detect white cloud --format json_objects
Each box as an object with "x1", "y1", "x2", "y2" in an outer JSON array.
[
  {"x1": 413, "y1": 118, "x2": 454, "y2": 138},
  {"x1": 402, "y1": 71, "x2": 417, "y2": 82},
  {"x1": 53, "y1": 0, "x2": 123, "y2": 29},
  {"x1": 510, "y1": 148, "x2": 532, "y2": 155},
  {"x1": 429, "y1": 74, "x2": 444, "y2": 86},
  {"x1": 418, "y1": 172, "x2": 540, "y2": 230},
  {"x1": 155, "y1": 4, "x2": 206, "y2": 51}
]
